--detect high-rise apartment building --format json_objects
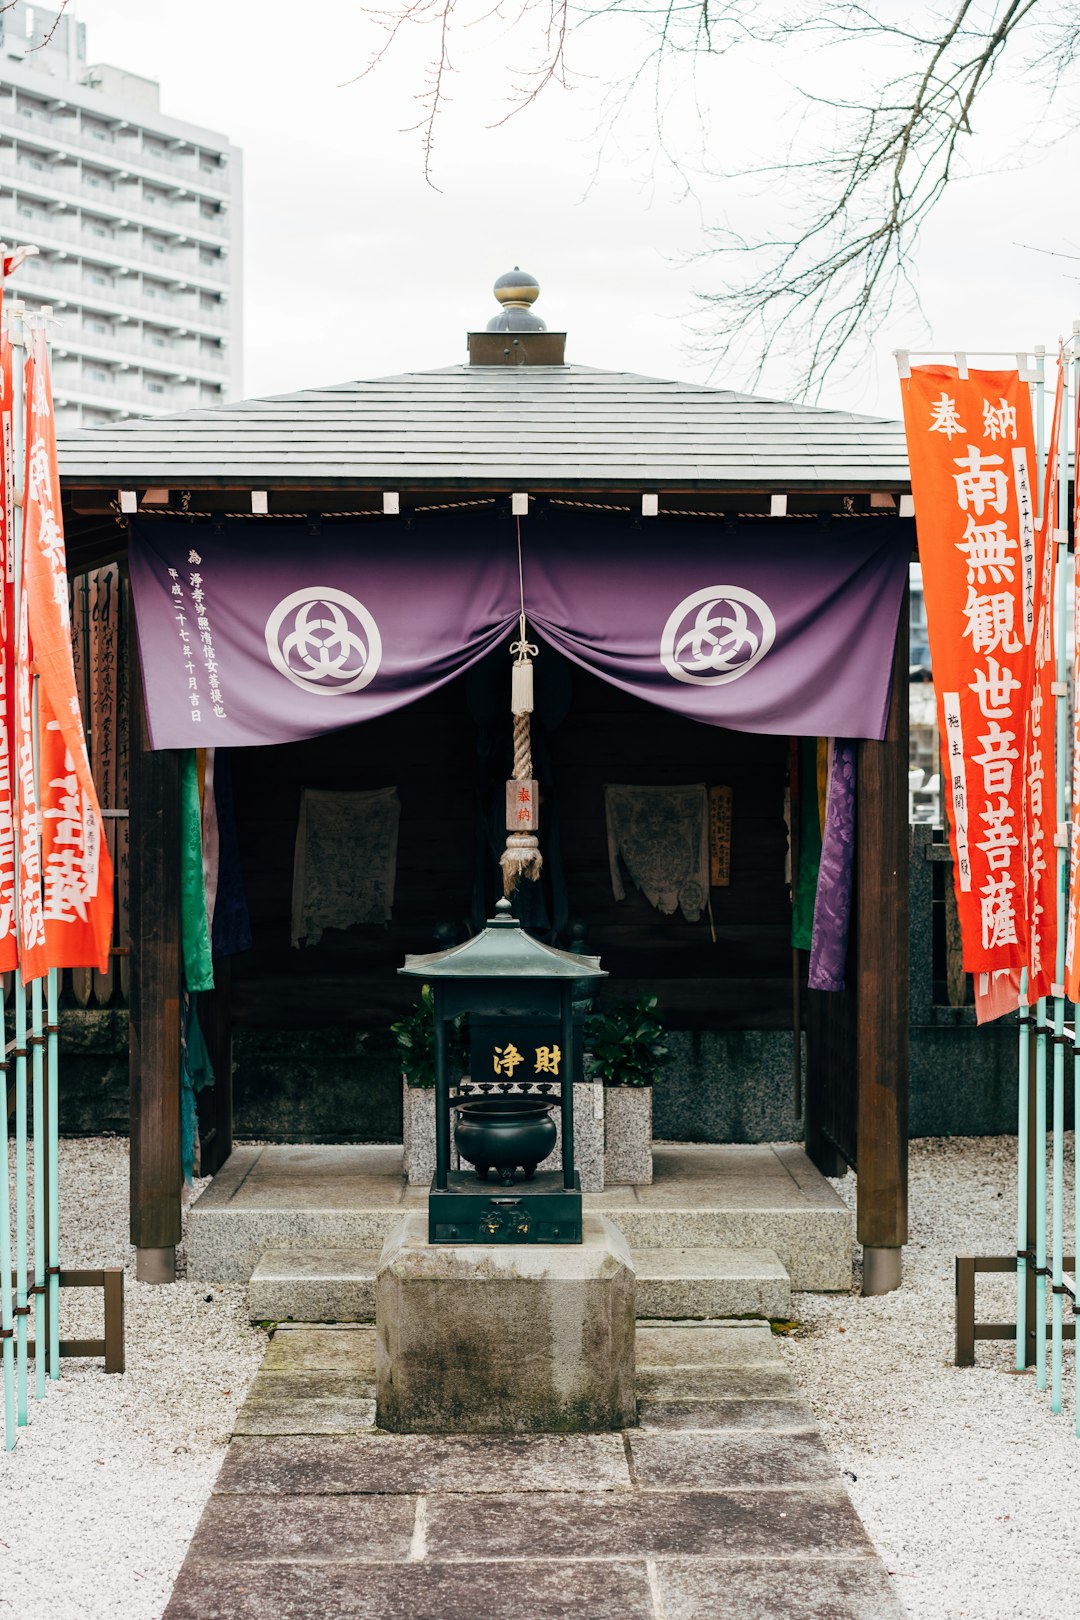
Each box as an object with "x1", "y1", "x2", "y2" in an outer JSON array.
[{"x1": 0, "y1": 1, "x2": 241, "y2": 430}]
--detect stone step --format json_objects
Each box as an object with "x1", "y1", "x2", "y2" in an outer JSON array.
[
  {"x1": 248, "y1": 1244, "x2": 791, "y2": 1325},
  {"x1": 189, "y1": 1144, "x2": 852, "y2": 1292}
]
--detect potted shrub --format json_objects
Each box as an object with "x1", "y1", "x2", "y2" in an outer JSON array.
[
  {"x1": 391, "y1": 986, "x2": 467, "y2": 1185},
  {"x1": 586, "y1": 993, "x2": 669, "y2": 1185}
]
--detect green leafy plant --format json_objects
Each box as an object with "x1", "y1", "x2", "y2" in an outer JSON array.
[
  {"x1": 391, "y1": 984, "x2": 468, "y2": 1089},
  {"x1": 585, "y1": 993, "x2": 670, "y2": 1088}
]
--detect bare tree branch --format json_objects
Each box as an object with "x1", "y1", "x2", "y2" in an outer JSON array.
[
  {"x1": 350, "y1": 0, "x2": 1066, "y2": 390},
  {"x1": 3, "y1": 0, "x2": 72, "y2": 51},
  {"x1": 29, "y1": 0, "x2": 69, "y2": 52}
]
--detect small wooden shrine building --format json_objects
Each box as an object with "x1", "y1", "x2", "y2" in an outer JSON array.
[{"x1": 54, "y1": 276, "x2": 913, "y2": 1291}]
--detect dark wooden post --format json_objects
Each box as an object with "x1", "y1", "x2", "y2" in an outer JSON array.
[
  {"x1": 855, "y1": 586, "x2": 910, "y2": 1293},
  {"x1": 128, "y1": 647, "x2": 182, "y2": 1282}
]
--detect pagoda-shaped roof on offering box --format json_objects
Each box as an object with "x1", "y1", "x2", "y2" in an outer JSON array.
[{"x1": 401, "y1": 900, "x2": 606, "y2": 981}]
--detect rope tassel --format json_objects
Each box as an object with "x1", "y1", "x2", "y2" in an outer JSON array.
[
  {"x1": 501, "y1": 595, "x2": 543, "y2": 896},
  {"x1": 501, "y1": 832, "x2": 543, "y2": 894}
]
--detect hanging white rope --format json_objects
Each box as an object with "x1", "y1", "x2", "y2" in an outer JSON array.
[{"x1": 500, "y1": 522, "x2": 542, "y2": 896}]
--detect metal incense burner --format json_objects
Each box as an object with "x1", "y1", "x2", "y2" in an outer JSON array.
[{"x1": 400, "y1": 900, "x2": 605, "y2": 1244}]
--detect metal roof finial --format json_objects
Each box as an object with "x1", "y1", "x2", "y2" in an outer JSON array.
[{"x1": 487, "y1": 268, "x2": 546, "y2": 334}]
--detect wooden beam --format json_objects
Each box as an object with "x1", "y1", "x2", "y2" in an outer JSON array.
[
  {"x1": 128, "y1": 638, "x2": 182, "y2": 1275},
  {"x1": 855, "y1": 585, "x2": 910, "y2": 1266}
]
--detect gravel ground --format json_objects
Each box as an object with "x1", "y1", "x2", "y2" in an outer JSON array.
[
  {"x1": 1, "y1": 1134, "x2": 1077, "y2": 1619},
  {"x1": 781, "y1": 1134, "x2": 1080, "y2": 1620},
  {"x1": 0, "y1": 1137, "x2": 266, "y2": 1620}
]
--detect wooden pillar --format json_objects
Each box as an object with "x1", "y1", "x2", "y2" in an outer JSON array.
[
  {"x1": 855, "y1": 586, "x2": 910, "y2": 1292},
  {"x1": 128, "y1": 647, "x2": 182, "y2": 1282}
]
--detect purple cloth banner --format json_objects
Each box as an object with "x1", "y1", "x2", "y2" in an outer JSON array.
[
  {"x1": 808, "y1": 739, "x2": 857, "y2": 992},
  {"x1": 128, "y1": 517, "x2": 908, "y2": 749},
  {"x1": 525, "y1": 524, "x2": 907, "y2": 741}
]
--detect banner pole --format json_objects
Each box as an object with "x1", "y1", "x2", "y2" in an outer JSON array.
[
  {"x1": 9, "y1": 302, "x2": 27, "y2": 1425},
  {"x1": 1029, "y1": 341, "x2": 1049, "y2": 1367},
  {"x1": 0, "y1": 975, "x2": 13, "y2": 1445},
  {"x1": 0, "y1": 269, "x2": 15, "y2": 1449},
  {"x1": 28, "y1": 385, "x2": 43, "y2": 1403},
  {"x1": 26, "y1": 314, "x2": 45, "y2": 1397},
  {"x1": 1072, "y1": 328, "x2": 1080, "y2": 1438},
  {"x1": 30, "y1": 956, "x2": 43, "y2": 1400},
  {"x1": 1050, "y1": 355, "x2": 1070, "y2": 1414},
  {"x1": 1015, "y1": 966, "x2": 1029, "y2": 1367},
  {"x1": 1035, "y1": 987, "x2": 1048, "y2": 1390},
  {"x1": 1034, "y1": 347, "x2": 1046, "y2": 528},
  {"x1": 29, "y1": 636, "x2": 44, "y2": 1401},
  {"x1": 1031, "y1": 344, "x2": 1049, "y2": 1394},
  {"x1": 40, "y1": 319, "x2": 58, "y2": 1372},
  {"x1": 46, "y1": 961, "x2": 58, "y2": 1379}
]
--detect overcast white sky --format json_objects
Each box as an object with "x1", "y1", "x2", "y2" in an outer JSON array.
[{"x1": 66, "y1": 0, "x2": 1080, "y2": 418}]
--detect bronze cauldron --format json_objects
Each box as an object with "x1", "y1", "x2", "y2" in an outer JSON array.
[{"x1": 454, "y1": 1095, "x2": 557, "y2": 1186}]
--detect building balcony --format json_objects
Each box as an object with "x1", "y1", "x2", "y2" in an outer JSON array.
[
  {"x1": 51, "y1": 365, "x2": 216, "y2": 416},
  {"x1": 0, "y1": 205, "x2": 231, "y2": 290},
  {"x1": 54, "y1": 333, "x2": 229, "y2": 385},
  {"x1": 0, "y1": 150, "x2": 232, "y2": 244},
  {"x1": 14, "y1": 256, "x2": 232, "y2": 339},
  {"x1": 0, "y1": 93, "x2": 233, "y2": 199}
]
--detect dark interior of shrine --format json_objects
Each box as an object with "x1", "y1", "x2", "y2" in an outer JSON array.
[{"x1": 224, "y1": 640, "x2": 794, "y2": 1140}]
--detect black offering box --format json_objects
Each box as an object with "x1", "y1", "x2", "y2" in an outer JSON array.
[{"x1": 399, "y1": 900, "x2": 605, "y2": 1244}]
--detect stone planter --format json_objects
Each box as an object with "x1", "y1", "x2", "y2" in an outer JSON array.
[
  {"x1": 549, "y1": 1081, "x2": 605, "y2": 1193},
  {"x1": 603, "y1": 1085, "x2": 653, "y2": 1185},
  {"x1": 402, "y1": 1081, "x2": 459, "y2": 1185}
]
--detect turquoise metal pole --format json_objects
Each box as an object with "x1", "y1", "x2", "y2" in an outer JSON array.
[
  {"x1": 29, "y1": 636, "x2": 44, "y2": 1401},
  {"x1": 47, "y1": 965, "x2": 58, "y2": 1379},
  {"x1": 30, "y1": 969, "x2": 43, "y2": 1402},
  {"x1": 0, "y1": 283, "x2": 16, "y2": 1447},
  {"x1": 1050, "y1": 359, "x2": 1070, "y2": 1414},
  {"x1": 0, "y1": 990, "x2": 15, "y2": 1447},
  {"x1": 1025, "y1": 347, "x2": 1045, "y2": 1384},
  {"x1": 1030, "y1": 346, "x2": 1051, "y2": 1396},
  {"x1": 1035, "y1": 347, "x2": 1046, "y2": 509},
  {"x1": 1035, "y1": 993, "x2": 1048, "y2": 1389},
  {"x1": 10, "y1": 307, "x2": 27, "y2": 1425},
  {"x1": 1016, "y1": 967, "x2": 1029, "y2": 1368},
  {"x1": 1073, "y1": 331, "x2": 1080, "y2": 1439},
  {"x1": 1075, "y1": 1037, "x2": 1080, "y2": 1438},
  {"x1": 13, "y1": 970, "x2": 26, "y2": 1423}
]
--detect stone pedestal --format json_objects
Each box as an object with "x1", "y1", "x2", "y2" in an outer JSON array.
[
  {"x1": 604, "y1": 1086, "x2": 653, "y2": 1185},
  {"x1": 376, "y1": 1212, "x2": 636, "y2": 1433},
  {"x1": 549, "y1": 1080, "x2": 605, "y2": 1192},
  {"x1": 403, "y1": 1083, "x2": 459, "y2": 1185}
]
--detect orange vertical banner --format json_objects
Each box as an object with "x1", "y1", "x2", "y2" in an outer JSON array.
[
  {"x1": 901, "y1": 366, "x2": 1038, "y2": 975},
  {"x1": 1021, "y1": 360, "x2": 1063, "y2": 1004},
  {"x1": 1066, "y1": 368, "x2": 1080, "y2": 1003},
  {"x1": 20, "y1": 327, "x2": 112, "y2": 977},
  {"x1": 0, "y1": 286, "x2": 17, "y2": 971}
]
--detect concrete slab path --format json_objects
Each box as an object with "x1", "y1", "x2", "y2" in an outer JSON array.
[{"x1": 164, "y1": 1320, "x2": 906, "y2": 1619}]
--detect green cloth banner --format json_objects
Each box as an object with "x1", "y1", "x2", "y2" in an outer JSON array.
[
  {"x1": 792, "y1": 737, "x2": 825, "y2": 950},
  {"x1": 181, "y1": 996, "x2": 215, "y2": 1183},
  {"x1": 180, "y1": 750, "x2": 214, "y2": 993}
]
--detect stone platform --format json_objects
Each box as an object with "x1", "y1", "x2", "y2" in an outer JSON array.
[
  {"x1": 163, "y1": 1319, "x2": 906, "y2": 1620},
  {"x1": 250, "y1": 1241, "x2": 792, "y2": 1323},
  {"x1": 376, "y1": 1213, "x2": 637, "y2": 1432},
  {"x1": 189, "y1": 1142, "x2": 851, "y2": 1301}
]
